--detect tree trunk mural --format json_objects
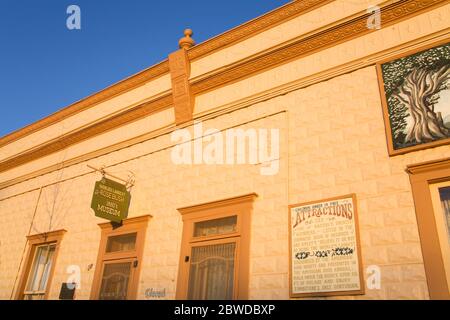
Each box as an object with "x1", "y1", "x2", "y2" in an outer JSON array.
[{"x1": 392, "y1": 65, "x2": 450, "y2": 144}]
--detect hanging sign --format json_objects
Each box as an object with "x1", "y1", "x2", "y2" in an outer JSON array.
[
  {"x1": 288, "y1": 194, "x2": 364, "y2": 297},
  {"x1": 90, "y1": 177, "x2": 131, "y2": 223}
]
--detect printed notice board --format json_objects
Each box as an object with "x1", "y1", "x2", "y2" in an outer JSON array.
[{"x1": 288, "y1": 194, "x2": 364, "y2": 297}]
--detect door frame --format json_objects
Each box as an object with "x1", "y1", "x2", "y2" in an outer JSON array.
[
  {"x1": 90, "y1": 215, "x2": 151, "y2": 300},
  {"x1": 96, "y1": 257, "x2": 137, "y2": 300},
  {"x1": 407, "y1": 157, "x2": 450, "y2": 299},
  {"x1": 186, "y1": 236, "x2": 240, "y2": 300},
  {"x1": 176, "y1": 193, "x2": 257, "y2": 300}
]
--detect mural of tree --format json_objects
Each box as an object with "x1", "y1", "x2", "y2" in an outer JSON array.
[{"x1": 381, "y1": 43, "x2": 450, "y2": 149}]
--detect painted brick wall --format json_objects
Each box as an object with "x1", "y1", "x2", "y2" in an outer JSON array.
[
  {"x1": 1, "y1": 3, "x2": 450, "y2": 300},
  {"x1": 285, "y1": 66, "x2": 448, "y2": 300},
  {"x1": 2, "y1": 64, "x2": 449, "y2": 300}
]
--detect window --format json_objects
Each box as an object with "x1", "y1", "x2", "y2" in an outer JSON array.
[
  {"x1": 429, "y1": 181, "x2": 450, "y2": 292},
  {"x1": 176, "y1": 193, "x2": 257, "y2": 300},
  {"x1": 407, "y1": 158, "x2": 450, "y2": 299},
  {"x1": 437, "y1": 186, "x2": 450, "y2": 240},
  {"x1": 193, "y1": 216, "x2": 237, "y2": 237},
  {"x1": 90, "y1": 215, "x2": 151, "y2": 300},
  {"x1": 106, "y1": 233, "x2": 137, "y2": 253},
  {"x1": 24, "y1": 244, "x2": 56, "y2": 300},
  {"x1": 16, "y1": 230, "x2": 66, "y2": 300}
]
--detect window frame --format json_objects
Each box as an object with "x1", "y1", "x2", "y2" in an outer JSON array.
[
  {"x1": 407, "y1": 157, "x2": 450, "y2": 299},
  {"x1": 90, "y1": 215, "x2": 151, "y2": 300},
  {"x1": 15, "y1": 229, "x2": 66, "y2": 300},
  {"x1": 176, "y1": 193, "x2": 257, "y2": 300},
  {"x1": 105, "y1": 232, "x2": 138, "y2": 254},
  {"x1": 23, "y1": 243, "x2": 57, "y2": 298},
  {"x1": 190, "y1": 212, "x2": 241, "y2": 243}
]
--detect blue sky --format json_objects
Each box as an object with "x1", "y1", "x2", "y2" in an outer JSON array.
[{"x1": 0, "y1": 0, "x2": 289, "y2": 137}]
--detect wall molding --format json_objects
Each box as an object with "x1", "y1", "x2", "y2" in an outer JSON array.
[
  {"x1": 0, "y1": 61, "x2": 170, "y2": 148},
  {"x1": 0, "y1": 29, "x2": 448, "y2": 191},
  {"x1": 406, "y1": 157, "x2": 450, "y2": 176},
  {"x1": 187, "y1": 0, "x2": 334, "y2": 60},
  {"x1": 0, "y1": 93, "x2": 172, "y2": 173},
  {"x1": 27, "y1": 229, "x2": 67, "y2": 241},
  {"x1": 177, "y1": 193, "x2": 258, "y2": 216},
  {"x1": 0, "y1": 0, "x2": 332, "y2": 149},
  {"x1": 1, "y1": 27, "x2": 449, "y2": 192},
  {"x1": 98, "y1": 214, "x2": 152, "y2": 229},
  {"x1": 191, "y1": 29, "x2": 450, "y2": 119},
  {"x1": 1, "y1": 0, "x2": 445, "y2": 152},
  {"x1": 0, "y1": 0, "x2": 448, "y2": 186},
  {"x1": 190, "y1": 0, "x2": 448, "y2": 94}
]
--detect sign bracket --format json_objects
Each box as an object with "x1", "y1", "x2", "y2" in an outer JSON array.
[{"x1": 87, "y1": 164, "x2": 135, "y2": 189}]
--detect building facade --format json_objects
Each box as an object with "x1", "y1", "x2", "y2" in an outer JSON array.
[{"x1": 0, "y1": 0, "x2": 449, "y2": 300}]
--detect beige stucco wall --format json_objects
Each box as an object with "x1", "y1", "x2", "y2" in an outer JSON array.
[
  {"x1": 2, "y1": 63, "x2": 449, "y2": 299},
  {"x1": 1, "y1": 2, "x2": 449, "y2": 300}
]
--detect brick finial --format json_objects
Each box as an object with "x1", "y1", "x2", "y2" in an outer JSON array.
[{"x1": 179, "y1": 29, "x2": 195, "y2": 50}]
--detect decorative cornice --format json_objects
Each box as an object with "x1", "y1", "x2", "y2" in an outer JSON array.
[
  {"x1": 0, "y1": 60, "x2": 170, "y2": 148},
  {"x1": 0, "y1": 0, "x2": 447, "y2": 178},
  {"x1": 187, "y1": 0, "x2": 334, "y2": 60},
  {"x1": 0, "y1": 31, "x2": 448, "y2": 191},
  {"x1": 0, "y1": 94, "x2": 172, "y2": 173},
  {"x1": 406, "y1": 157, "x2": 450, "y2": 175},
  {"x1": 0, "y1": 0, "x2": 331, "y2": 148},
  {"x1": 191, "y1": 0, "x2": 447, "y2": 94},
  {"x1": 98, "y1": 214, "x2": 152, "y2": 229},
  {"x1": 178, "y1": 193, "x2": 258, "y2": 215},
  {"x1": 27, "y1": 229, "x2": 67, "y2": 242}
]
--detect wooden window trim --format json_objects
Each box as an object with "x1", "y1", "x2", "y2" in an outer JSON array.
[
  {"x1": 406, "y1": 157, "x2": 450, "y2": 299},
  {"x1": 90, "y1": 215, "x2": 151, "y2": 300},
  {"x1": 15, "y1": 229, "x2": 67, "y2": 300},
  {"x1": 176, "y1": 193, "x2": 257, "y2": 300},
  {"x1": 190, "y1": 212, "x2": 240, "y2": 243}
]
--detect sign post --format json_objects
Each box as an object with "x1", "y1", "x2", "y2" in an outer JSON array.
[{"x1": 90, "y1": 177, "x2": 131, "y2": 223}]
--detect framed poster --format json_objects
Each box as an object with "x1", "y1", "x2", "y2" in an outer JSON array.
[
  {"x1": 376, "y1": 40, "x2": 450, "y2": 156},
  {"x1": 288, "y1": 194, "x2": 364, "y2": 298}
]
